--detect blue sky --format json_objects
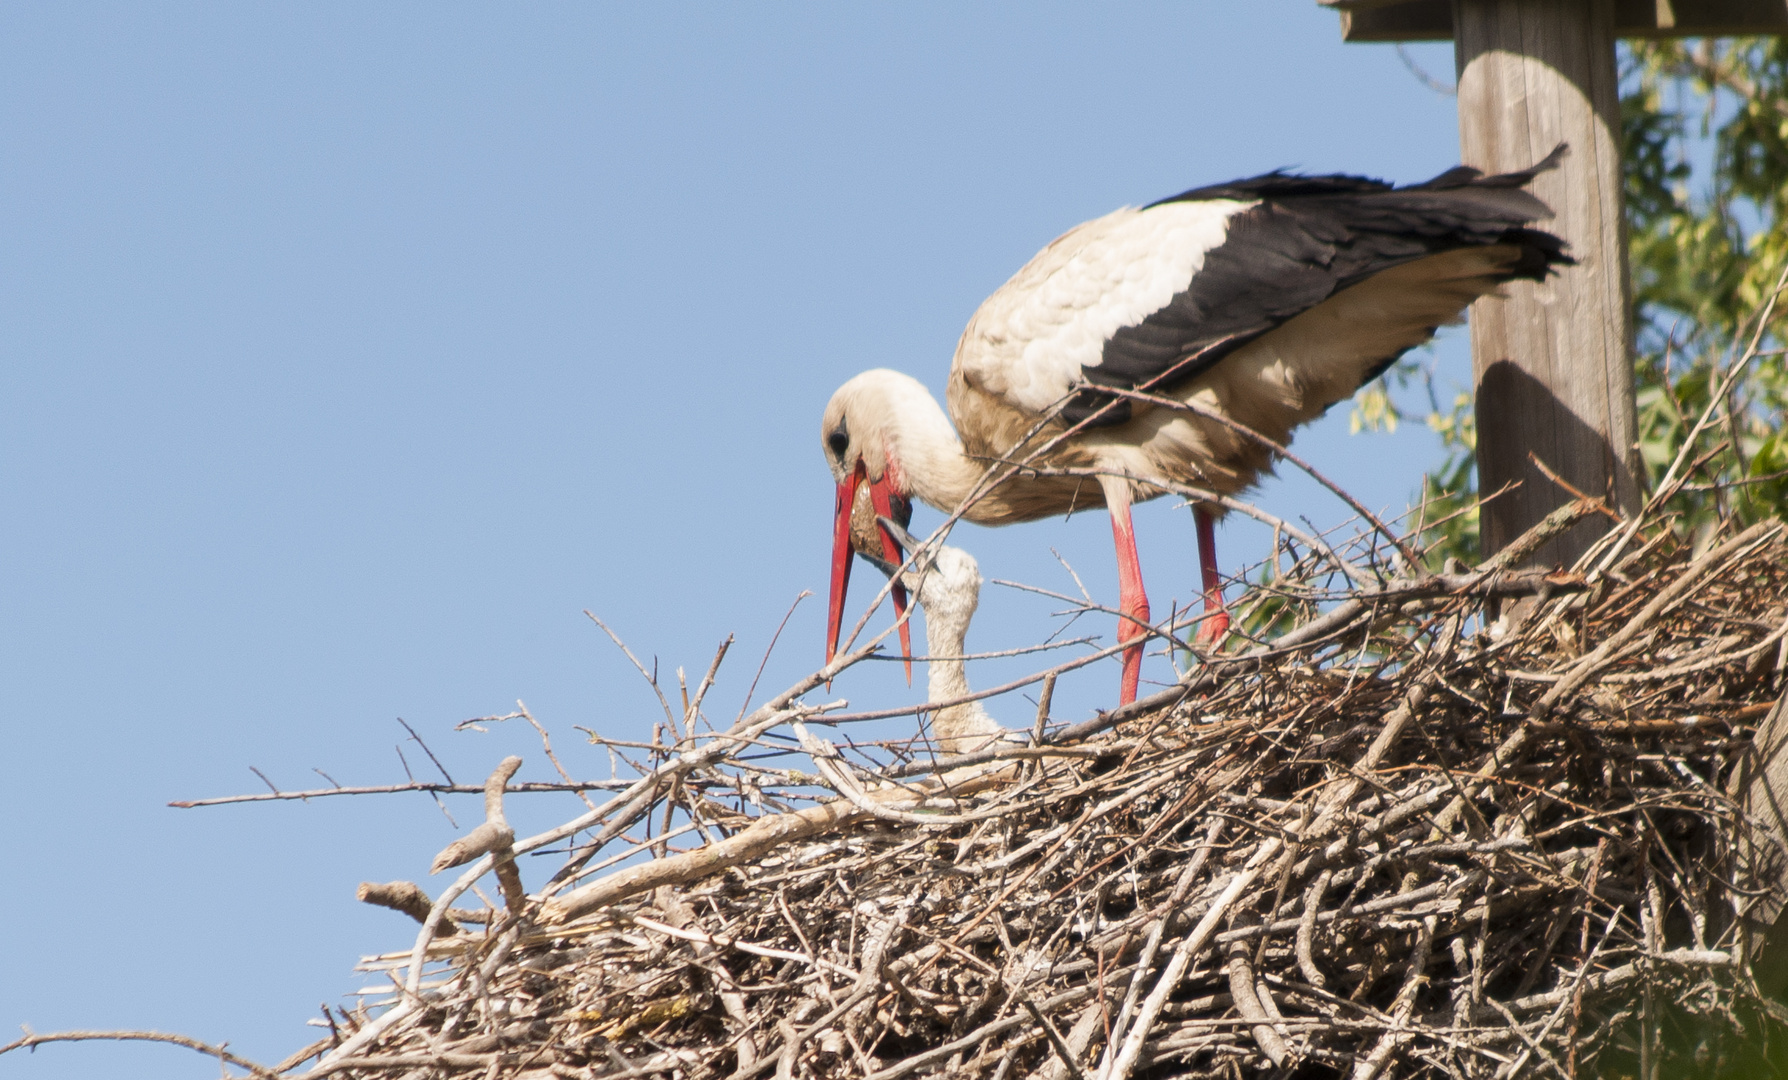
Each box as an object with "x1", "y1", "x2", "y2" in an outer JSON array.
[{"x1": 1, "y1": 5, "x2": 1468, "y2": 1075}]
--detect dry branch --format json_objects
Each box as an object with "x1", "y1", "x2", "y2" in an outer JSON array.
[
  {"x1": 0, "y1": 1029, "x2": 280, "y2": 1078},
  {"x1": 357, "y1": 881, "x2": 466, "y2": 934}
]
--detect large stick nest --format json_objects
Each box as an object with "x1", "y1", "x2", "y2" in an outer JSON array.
[{"x1": 240, "y1": 499, "x2": 1788, "y2": 1080}]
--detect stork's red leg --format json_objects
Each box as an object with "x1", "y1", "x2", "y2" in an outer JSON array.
[
  {"x1": 1099, "y1": 476, "x2": 1150, "y2": 706},
  {"x1": 1193, "y1": 505, "x2": 1229, "y2": 647}
]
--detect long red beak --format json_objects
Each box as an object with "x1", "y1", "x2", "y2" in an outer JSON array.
[{"x1": 826, "y1": 462, "x2": 912, "y2": 681}]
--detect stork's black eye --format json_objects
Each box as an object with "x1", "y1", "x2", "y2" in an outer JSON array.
[{"x1": 827, "y1": 430, "x2": 849, "y2": 458}]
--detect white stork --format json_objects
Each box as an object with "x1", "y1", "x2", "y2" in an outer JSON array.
[{"x1": 823, "y1": 149, "x2": 1569, "y2": 705}]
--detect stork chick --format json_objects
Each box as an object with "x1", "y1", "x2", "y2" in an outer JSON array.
[{"x1": 862, "y1": 522, "x2": 1009, "y2": 757}]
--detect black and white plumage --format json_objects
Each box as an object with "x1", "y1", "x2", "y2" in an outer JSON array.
[{"x1": 823, "y1": 149, "x2": 1570, "y2": 705}]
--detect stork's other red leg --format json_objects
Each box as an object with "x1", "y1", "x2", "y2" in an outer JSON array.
[
  {"x1": 1099, "y1": 476, "x2": 1150, "y2": 706},
  {"x1": 1193, "y1": 505, "x2": 1229, "y2": 647}
]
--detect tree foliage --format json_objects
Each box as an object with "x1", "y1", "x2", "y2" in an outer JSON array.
[{"x1": 1356, "y1": 38, "x2": 1788, "y2": 564}]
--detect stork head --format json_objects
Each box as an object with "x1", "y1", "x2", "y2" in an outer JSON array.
[
  {"x1": 820, "y1": 370, "x2": 921, "y2": 671},
  {"x1": 861, "y1": 516, "x2": 982, "y2": 634}
]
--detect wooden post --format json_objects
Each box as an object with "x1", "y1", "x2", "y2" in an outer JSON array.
[
  {"x1": 1320, "y1": 2, "x2": 1787, "y2": 565},
  {"x1": 1734, "y1": 688, "x2": 1788, "y2": 994},
  {"x1": 1324, "y1": 1, "x2": 1786, "y2": 567},
  {"x1": 1453, "y1": 0, "x2": 1641, "y2": 567}
]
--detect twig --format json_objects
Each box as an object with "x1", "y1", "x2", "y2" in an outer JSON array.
[
  {"x1": 1527, "y1": 453, "x2": 1622, "y2": 522},
  {"x1": 1017, "y1": 466, "x2": 1376, "y2": 588},
  {"x1": 1227, "y1": 918, "x2": 1289, "y2": 1067},
  {"x1": 632, "y1": 914, "x2": 859, "y2": 980},
  {"x1": 1034, "y1": 671, "x2": 1058, "y2": 744},
  {"x1": 1079, "y1": 384, "x2": 1421, "y2": 569},
  {"x1": 586, "y1": 610, "x2": 680, "y2": 730},
  {"x1": 1297, "y1": 869, "x2": 1333, "y2": 989},
  {"x1": 1021, "y1": 998, "x2": 1089, "y2": 1080},
  {"x1": 738, "y1": 592, "x2": 811, "y2": 723},
  {"x1": 687, "y1": 636, "x2": 734, "y2": 734},
  {"x1": 170, "y1": 778, "x2": 629, "y2": 809},
  {"x1": 396, "y1": 718, "x2": 455, "y2": 785},
  {"x1": 0, "y1": 1029, "x2": 280, "y2": 1078},
  {"x1": 357, "y1": 881, "x2": 461, "y2": 934}
]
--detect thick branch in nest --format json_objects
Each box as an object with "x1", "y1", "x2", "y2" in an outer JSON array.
[{"x1": 429, "y1": 755, "x2": 524, "y2": 913}]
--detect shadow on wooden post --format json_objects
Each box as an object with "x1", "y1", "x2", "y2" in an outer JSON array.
[{"x1": 1454, "y1": 0, "x2": 1642, "y2": 568}]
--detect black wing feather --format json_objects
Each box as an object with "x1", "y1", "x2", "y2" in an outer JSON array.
[{"x1": 1064, "y1": 147, "x2": 1571, "y2": 426}]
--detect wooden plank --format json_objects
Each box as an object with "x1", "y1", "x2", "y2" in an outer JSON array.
[
  {"x1": 1321, "y1": 0, "x2": 1788, "y2": 41},
  {"x1": 1628, "y1": 0, "x2": 1788, "y2": 36},
  {"x1": 1454, "y1": 0, "x2": 1642, "y2": 567},
  {"x1": 1338, "y1": 1, "x2": 1454, "y2": 41}
]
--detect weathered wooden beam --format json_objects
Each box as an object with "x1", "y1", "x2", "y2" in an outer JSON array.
[
  {"x1": 1453, "y1": 0, "x2": 1642, "y2": 567},
  {"x1": 1320, "y1": 0, "x2": 1788, "y2": 42},
  {"x1": 1328, "y1": 0, "x2": 1454, "y2": 41}
]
